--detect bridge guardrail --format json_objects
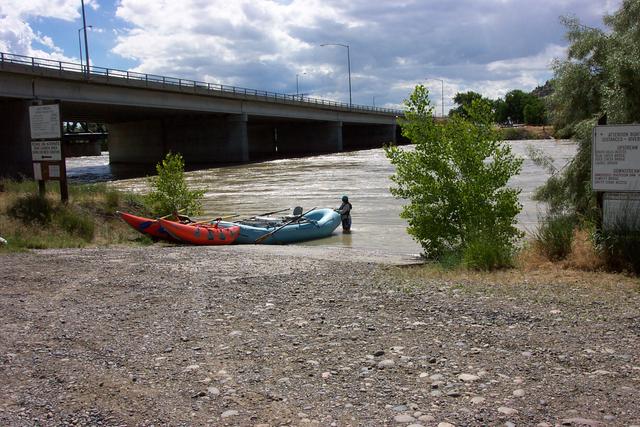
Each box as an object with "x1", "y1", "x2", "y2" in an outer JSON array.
[{"x1": 0, "y1": 52, "x2": 404, "y2": 115}]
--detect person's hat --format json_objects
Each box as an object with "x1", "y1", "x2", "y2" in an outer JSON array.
[{"x1": 341, "y1": 195, "x2": 348, "y2": 202}]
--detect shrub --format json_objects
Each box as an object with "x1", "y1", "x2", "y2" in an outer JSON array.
[
  {"x1": 146, "y1": 152, "x2": 204, "y2": 217},
  {"x1": 463, "y1": 234, "x2": 515, "y2": 270},
  {"x1": 534, "y1": 214, "x2": 576, "y2": 261},
  {"x1": 7, "y1": 194, "x2": 54, "y2": 224},
  {"x1": 385, "y1": 85, "x2": 523, "y2": 260},
  {"x1": 55, "y1": 207, "x2": 95, "y2": 241},
  {"x1": 597, "y1": 210, "x2": 640, "y2": 274}
]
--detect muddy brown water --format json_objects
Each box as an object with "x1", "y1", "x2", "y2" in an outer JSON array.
[{"x1": 67, "y1": 140, "x2": 577, "y2": 255}]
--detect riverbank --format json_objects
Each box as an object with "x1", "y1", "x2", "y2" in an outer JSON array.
[{"x1": 1, "y1": 245, "x2": 638, "y2": 426}]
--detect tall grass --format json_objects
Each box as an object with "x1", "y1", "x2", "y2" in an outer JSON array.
[
  {"x1": 0, "y1": 179, "x2": 151, "y2": 252},
  {"x1": 534, "y1": 214, "x2": 576, "y2": 261},
  {"x1": 597, "y1": 207, "x2": 640, "y2": 274}
]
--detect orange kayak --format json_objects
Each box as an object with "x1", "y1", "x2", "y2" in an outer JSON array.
[
  {"x1": 117, "y1": 211, "x2": 177, "y2": 241},
  {"x1": 158, "y1": 219, "x2": 240, "y2": 245}
]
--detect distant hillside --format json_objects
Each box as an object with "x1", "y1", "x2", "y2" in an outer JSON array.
[{"x1": 531, "y1": 80, "x2": 554, "y2": 98}]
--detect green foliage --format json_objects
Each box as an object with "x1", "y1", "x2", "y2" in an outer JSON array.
[
  {"x1": 523, "y1": 97, "x2": 546, "y2": 125},
  {"x1": 449, "y1": 91, "x2": 487, "y2": 118},
  {"x1": 540, "y1": 1, "x2": 640, "y2": 219},
  {"x1": 462, "y1": 233, "x2": 515, "y2": 271},
  {"x1": 146, "y1": 152, "x2": 204, "y2": 217},
  {"x1": 534, "y1": 214, "x2": 576, "y2": 261},
  {"x1": 596, "y1": 206, "x2": 640, "y2": 274},
  {"x1": 386, "y1": 85, "x2": 523, "y2": 260},
  {"x1": 8, "y1": 194, "x2": 54, "y2": 224},
  {"x1": 55, "y1": 207, "x2": 95, "y2": 241}
]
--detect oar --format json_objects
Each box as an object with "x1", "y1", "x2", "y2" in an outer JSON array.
[
  {"x1": 248, "y1": 207, "x2": 291, "y2": 219},
  {"x1": 254, "y1": 207, "x2": 316, "y2": 244},
  {"x1": 190, "y1": 214, "x2": 239, "y2": 226},
  {"x1": 159, "y1": 208, "x2": 186, "y2": 220}
]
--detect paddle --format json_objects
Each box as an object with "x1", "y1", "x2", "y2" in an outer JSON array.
[
  {"x1": 254, "y1": 207, "x2": 316, "y2": 244},
  {"x1": 248, "y1": 207, "x2": 291, "y2": 219},
  {"x1": 190, "y1": 214, "x2": 239, "y2": 226}
]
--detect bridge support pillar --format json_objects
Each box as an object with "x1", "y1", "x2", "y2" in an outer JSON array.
[
  {"x1": 343, "y1": 123, "x2": 396, "y2": 150},
  {"x1": 108, "y1": 113, "x2": 249, "y2": 165},
  {"x1": 276, "y1": 121, "x2": 343, "y2": 154},
  {"x1": 0, "y1": 100, "x2": 32, "y2": 178}
]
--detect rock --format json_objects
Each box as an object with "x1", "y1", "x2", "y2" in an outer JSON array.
[
  {"x1": 470, "y1": 396, "x2": 485, "y2": 404},
  {"x1": 437, "y1": 423, "x2": 456, "y2": 427},
  {"x1": 419, "y1": 415, "x2": 435, "y2": 422},
  {"x1": 497, "y1": 407, "x2": 518, "y2": 416},
  {"x1": 458, "y1": 373, "x2": 479, "y2": 382},
  {"x1": 374, "y1": 350, "x2": 385, "y2": 357},
  {"x1": 407, "y1": 424, "x2": 425, "y2": 427},
  {"x1": 560, "y1": 418, "x2": 603, "y2": 426},
  {"x1": 429, "y1": 374, "x2": 444, "y2": 382},
  {"x1": 446, "y1": 391, "x2": 461, "y2": 397},
  {"x1": 536, "y1": 423, "x2": 552, "y2": 427},
  {"x1": 221, "y1": 410, "x2": 238, "y2": 418},
  {"x1": 430, "y1": 390, "x2": 443, "y2": 397},
  {"x1": 394, "y1": 414, "x2": 416, "y2": 423},
  {"x1": 512, "y1": 389, "x2": 525, "y2": 397},
  {"x1": 378, "y1": 359, "x2": 395, "y2": 369},
  {"x1": 321, "y1": 371, "x2": 331, "y2": 379},
  {"x1": 207, "y1": 387, "x2": 220, "y2": 396},
  {"x1": 505, "y1": 423, "x2": 516, "y2": 427},
  {"x1": 393, "y1": 405, "x2": 409, "y2": 412}
]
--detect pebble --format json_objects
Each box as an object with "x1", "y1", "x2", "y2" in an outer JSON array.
[
  {"x1": 560, "y1": 418, "x2": 603, "y2": 426},
  {"x1": 207, "y1": 387, "x2": 220, "y2": 396},
  {"x1": 512, "y1": 388, "x2": 525, "y2": 397},
  {"x1": 221, "y1": 410, "x2": 238, "y2": 418},
  {"x1": 470, "y1": 396, "x2": 485, "y2": 404},
  {"x1": 374, "y1": 350, "x2": 385, "y2": 357},
  {"x1": 446, "y1": 391, "x2": 461, "y2": 397},
  {"x1": 429, "y1": 374, "x2": 444, "y2": 381},
  {"x1": 505, "y1": 422, "x2": 516, "y2": 427},
  {"x1": 407, "y1": 424, "x2": 425, "y2": 427},
  {"x1": 393, "y1": 405, "x2": 409, "y2": 412},
  {"x1": 437, "y1": 423, "x2": 455, "y2": 427},
  {"x1": 458, "y1": 373, "x2": 479, "y2": 382},
  {"x1": 497, "y1": 407, "x2": 518, "y2": 416},
  {"x1": 419, "y1": 415, "x2": 435, "y2": 422},
  {"x1": 394, "y1": 414, "x2": 416, "y2": 423},
  {"x1": 536, "y1": 423, "x2": 552, "y2": 427},
  {"x1": 378, "y1": 359, "x2": 395, "y2": 369}
]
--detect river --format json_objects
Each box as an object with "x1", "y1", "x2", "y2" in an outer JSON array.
[{"x1": 67, "y1": 139, "x2": 577, "y2": 255}]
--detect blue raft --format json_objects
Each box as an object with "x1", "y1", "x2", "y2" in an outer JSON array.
[{"x1": 221, "y1": 208, "x2": 341, "y2": 244}]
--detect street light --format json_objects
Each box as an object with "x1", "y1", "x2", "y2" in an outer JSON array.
[
  {"x1": 296, "y1": 72, "x2": 306, "y2": 97},
  {"x1": 320, "y1": 43, "x2": 351, "y2": 108},
  {"x1": 80, "y1": 0, "x2": 91, "y2": 76},
  {"x1": 426, "y1": 77, "x2": 444, "y2": 118},
  {"x1": 78, "y1": 25, "x2": 93, "y2": 72}
]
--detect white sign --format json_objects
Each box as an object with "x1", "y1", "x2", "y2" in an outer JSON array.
[
  {"x1": 29, "y1": 104, "x2": 61, "y2": 140},
  {"x1": 48, "y1": 164, "x2": 60, "y2": 178},
  {"x1": 31, "y1": 140, "x2": 62, "y2": 161},
  {"x1": 592, "y1": 125, "x2": 640, "y2": 191},
  {"x1": 603, "y1": 192, "x2": 640, "y2": 230},
  {"x1": 33, "y1": 162, "x2": 42, "y2": 180}
]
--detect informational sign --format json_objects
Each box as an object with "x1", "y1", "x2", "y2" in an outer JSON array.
[
  {"x1": 29, "y1": 104, "x2": 62, "y2": 140},
  {"x1": 31, "y1": 140, "x2": 62, "y2": 161},
  {"x1": 592, "y1": 124, "x2": 640, "y2": 192},
  {"x1": 603, "y1": 192, "x2": 640, "y2": 230}
]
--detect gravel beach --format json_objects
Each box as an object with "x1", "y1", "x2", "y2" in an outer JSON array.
[{"x1": 1, "y1": 244, "x2": 639, "y2": 426}]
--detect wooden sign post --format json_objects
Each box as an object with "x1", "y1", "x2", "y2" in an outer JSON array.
[{"x1": 29, "y1": 102, "x2": 68, "y2": 202}]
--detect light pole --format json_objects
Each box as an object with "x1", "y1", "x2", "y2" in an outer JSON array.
[
  {"x1": 78, "y1": 25, "x2": 92, "y2": 72},
  {"x1": 296, "y1": 72, "x2": 306, "y2": 97},
  {"x1": 426, "y1": 77, "x2": 444, "y2": 118},
  {"x1": 80, "y1": 0, "x2": 90, "y2": 76},
  {"x1": 320, "y1": 43, "x2": 351, "y2": 108}
]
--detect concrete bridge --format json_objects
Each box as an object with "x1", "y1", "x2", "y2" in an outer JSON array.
[{"x1": 0, "y1": 52, "x2": 403, "y2": 178}]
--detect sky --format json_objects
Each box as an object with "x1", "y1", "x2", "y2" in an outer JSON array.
[{"x1": 0, "y1": 0, "x2": 622, "y2": 112}]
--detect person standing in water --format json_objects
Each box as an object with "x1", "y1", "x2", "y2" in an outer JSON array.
[{"x1": 335, "y1": 195, "x2": 352, "y2": 233}]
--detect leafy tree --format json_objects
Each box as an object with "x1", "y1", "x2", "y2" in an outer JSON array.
[
  {"x1": 449, "y1": 91, "x2": 485, "y2": 118},
  {"x1": 523, "y1": 97, "x2": 546, "y2": 125},
  {"x1": 537, "y1": 0, "x2": 640, "y2": 217},
  {"x1": 146, "y1": 152, "x2": 204, "y2": 217},
  {"x1": 385, "y1": 85, "x2": 523, "y2": 262}
]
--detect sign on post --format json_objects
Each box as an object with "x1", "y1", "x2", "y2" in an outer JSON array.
[
  {"x1": 592, "y1": 124, "x2": 640, "y2": 192},
  {"x1": 29, "y1": 102, "x2": 68, "y2": 202}
]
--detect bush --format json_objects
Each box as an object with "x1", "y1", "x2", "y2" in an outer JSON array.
[
  {"x1": 597, "y1": 211, "x2": 640, "y2": 274},
  {"x1": 146, "y1": 152, "x2": 204, "y2": 217},
  {"x1": 55, "y1": 207, "x2": 95, "y2": 241},
  {"x1": 385, "y1": 85, "x2": 523, "y2": 260},
  {"x1": 534, "y1": 214, "x2": 576, "y2": 261},
  {"x1": 7, "y1": 194, "x2": 54, "y2": 224},
  {"x1": 463, "y1": 234, "x2": 515, "y2": 270}
]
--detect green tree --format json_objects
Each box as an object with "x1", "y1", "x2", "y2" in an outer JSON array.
[
  {"x1": 523, "y1": 97, "x2": 546, "y2": 125},
  {"x1": 449, "y1": 91, "x2": 485, "y2": 118},
  {"x1": 385, "y1": 85, "x2": 523, "y2": 262},
  {"x1": 146, "y1": 152, "x2": 204, "y2": 217},
  {"x1": 537, "y1": 0, "x2": 640, "y2": 217}
]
